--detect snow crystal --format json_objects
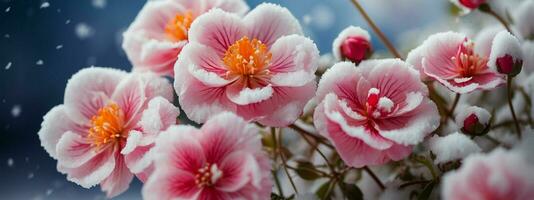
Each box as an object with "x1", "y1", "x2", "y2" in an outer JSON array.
[
  {"x1": 5, "y1": 62, "x2": 12, "y2": 70},
  {"x1": 65, "y1": 19, "x2": 70, "y2": 24},
  {"x1": 75, "y1": 23, "x2": 94, "y2": 39},
  {"x1": 92, "y1": 0, "x2": 107, "y2": 9},
  {"x1": 378, "y1": 97, "x2": 394, "y2": 112},
  {"x1": 5, "y1": 6, "x2": 10, "y2": 12},
  {"x1": 45, "y1": 189, "x2": 53, "y2": 196},
  {"x1": 11, "y1": 105, "x2": 21, "y2": 117},
  {"x1": 56, "y1": 45, "x2": 63, "y2": 50},
  {"x1": 425, "y1": 132, "x2": 481, "y2": 164},
  {"x1": 40, "y1": 2, "x2": 50, "y2": 9},
  {"x1": 36, "y1": 59, "x2": 44, "y2": 65},
  {"x1": 27, "y1": 172, "x2": 34, "y2": 179},
  {"x1": 4, "y1": 34, "x2": 10, "y2": 38},
  {"x1": 7, "y1": 158, "x2": 14, "y2": 167}
]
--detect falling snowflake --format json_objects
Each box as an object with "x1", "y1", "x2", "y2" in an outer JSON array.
[
  {"x1": 7, "y1": 158, "x2": 14, "y2": 167},
  {"x1": 11, "y1": 105, "x2": 21, "y2": 117},
  {"x1": 5, "y1": 62, "x2": 12, "y2": 70},
  {"x1": 65, "y1": 19, "x2": 71, "y2": 24},
  {"x1": 40, "y1": 2, "x2": 50, "y2": 9},
  {"x1": 5, "y1": 6, "x2": 10, "y2": 12},
  {"x1": 56, "y1": 45, "x2": 63, "y2": 49},
  {"x1": 75, "y1": 23, "x2": 94, "y2": 39},
  {"x1": 28, "y1": 172, "x2": 34, "y2": 179},
  {"x1": 46, "y1": 189, "x2": 53, "y2": 196},
  {"x1": 36, "y1": 59, "x2": 44, "y2": 65},
  {"x1": 92, "y1": 0, "x2": 107, "y2": 9},
  {"x1": 4, "y1": 34, "x2": 10, "y2": 38}
]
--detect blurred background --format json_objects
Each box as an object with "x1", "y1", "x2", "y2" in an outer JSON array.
[{"x1": 0, "y1": 0, "x2": 456, "y2": 199}]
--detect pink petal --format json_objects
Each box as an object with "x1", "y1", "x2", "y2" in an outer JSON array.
[
  {"x1": 188, "y1": 8, "x2": 247, "y2": 56},
  {"x1": 198, "y1": 188, "x2": 230, "y2": 200},
  {"x1": 154, "y1": 126, "x2": 206, "y2": 173},
  {"x1": 124, "y1": 143, "x2": 154, "y2": 174},
  {"x1": 139, "y1": 96, "x2": 180, "y2": 136},
  {"x1": 269, "y1": 35, "x2": 319, "y2": 87},
  {"x1": 216, "y1": 151, "x2": 253, "y2": 192},
  {"x1": 142, "y1": 168, "x2": 200, "y2": 199},
  {"x1": 406, "y1": 44, "x2": 430, "y2": 80},
  {"x1": 58, "y1": 147, "x2": 116, "y2": 188},
  {"x1": 64, "y1": 67, "x2": 127, "y2": 124},
  {"x1": 38, "y1": 105, "x2": 87, "y2": 159},
  {"x1": 100, "y1": 154, "x2": 134, "y2": 198},
  {"x1": 243, "y1": 3, "x2": 302, "y2": 47},
  {"x1": 176, "y1": 43, "x2": 228, "y2": 78},
  {"x1": 140, "y1": 72, "x2": 174, "y2": 103},
  {"x1": 226, "y1": 81, "x2": 274, "y2": 105},
  {"x1": 421, "y1": 32, "x2": 466, "y2": 79},
  {"x1": 112, "y1": 75, "x2": 146, "y2": 128},
  {"x1": 316, "y1": 62, "x2": 360, "y2": 103},
  {"x1": 55, "y1": 132, "x2": 103, "y2": 168}
]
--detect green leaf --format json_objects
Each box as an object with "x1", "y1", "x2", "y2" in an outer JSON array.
[
  {"x1": 295, "y1": 161, "x2": 321, "y2": 180},
  {"x1": 339, "y1": 182, "x2": 363, "y2": 200},
  {"x1": 417, "y1": 181, "x2": 436, "y2": 200},
  {"x1": 316, "y1": 181, "x2": 332, "y2": 200}
]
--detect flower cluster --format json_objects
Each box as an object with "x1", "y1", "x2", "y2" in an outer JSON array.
[{"x1": 38, "y1": 0, "x2": 534, "y2": 199}]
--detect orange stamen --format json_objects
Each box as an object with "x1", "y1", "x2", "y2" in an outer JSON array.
[
  {"x1": 87, "y1": 103, "x2": 125, "y2": 148},
  {"x1": 165, "y1": 11, "x2": 194, "y2": 42},
  {"x1": 223, "y1": 36, "x2": 272, "y2": 85}
]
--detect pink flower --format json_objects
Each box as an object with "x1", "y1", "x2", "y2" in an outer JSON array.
[
  {"x1": 37, "y1": 67, "x2": 178, "y2": 198},
  {"x1": 409, "y1": 31, "x2": 505, "y2": 93},
  {"x1": 142, "y1": 112, "x2": 271, "y2": 200},
  {"x1": 442, "y1": 148, "x2": 534, "y2": 200},
  {"x1": 174, "y1": 3, "x2": 319, "y2": 127},
  {"x1": 122, "y1": 0, "x2": 249, "y2": 76},
  {"x1": 313, "y1": 60, "x2": 440, "y2": 167},
  {"x1": 332, "y1": 26, "x2": 372, "y2": 64}
]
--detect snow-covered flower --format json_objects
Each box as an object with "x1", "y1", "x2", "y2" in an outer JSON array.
[
  {"x1": 513, "y1": 0, "x2": 534, "y2": 40},
  {"x1": 122, "y1": 0, "x2": 249, "y2": 76},
  {"x1": 488, "y1": 31, "x2": 524, "y2": 77},
  {"x1": 37, "y1": 67, "x2": 177, "y2": 198},
  {"x1": 142, "y1": 112, "x2": 271, "y2": 199},
  {"x1": 455, "y1": 106, "x2": 491, "y2": 136},
  {"x1": 332, "y1": 26, "x2": 372, "y2": 64},
  {"x1": 442, "y1": 148, "x2": 534, "y2": 200},
  {"x1": 313, "y1": 60, "x2": 440, "y2": 167},
  {"x1": 409, "y1": 31, "x2": 505, "y2": 94},
  {"x1": 425, "y1": 132, "x2": 481, "y2": 164},
  {"x1": 450, "y1": 0, "x2": 486, "y2": 14},
  {"x1": 174, "y1": 3, "x2": 319, "y2": 127}
]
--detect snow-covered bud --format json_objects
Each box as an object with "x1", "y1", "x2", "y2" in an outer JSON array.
[
  {"x1": 333, "y1": 26, "x2": 372, "y2": 64},
  {"x1": 455, "y1": 106, "x2": 491, "y2": 136},
  {"x1": 489, "y1": 31, "x2": 524, "y2": 77}
]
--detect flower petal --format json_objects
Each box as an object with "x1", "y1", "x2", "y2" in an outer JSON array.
[
  {"x1": 100, "y1": 155, "x2": 134, "y2": 198},
  {"x1": 243, "y1": 3, "x2": 302, "y2": 47}
]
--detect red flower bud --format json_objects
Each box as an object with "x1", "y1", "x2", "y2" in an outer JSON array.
[
  {"x1": 496, "y1": 54, "x2": 523, "y2": 76},
  {"x1": 340, "y1": 36, "x2": 372, "y2": 64},
  {"x1": 458, "y1": 0, "x2": 486, "y2": 9}
]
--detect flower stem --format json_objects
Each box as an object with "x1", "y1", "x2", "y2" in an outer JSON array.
[
  {"x1": 507, "y1": 76, "x2": 522, "y2": 138},
  {"x1": 273, "y1": 128, "x2": 299, "y2": 194},
  {"x1": 348, "y1": 0, "x2": 402, "y2": 59},
  {"x1": 448, "y1": 94, "x2": 461, "y2": 119},
  {"x1": 289, "y1": 124, "x2": 334, "y2": 149},
  {"x1": 271, "y1": 170, "x2": 285, "y2": 196},
  {"x1": 295, "y1": 128, "x2": 336, "y2": 174},
  {"x1": 482, "y1": 5, "x2": 512, "y2": 33},
  {"x1": 363, "y1": 166, "x2": 385, "y2": 190}
]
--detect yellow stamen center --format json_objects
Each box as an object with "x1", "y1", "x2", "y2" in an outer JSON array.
[
  {"x1": 165, "y1": 11, "x2": 194, "y2": 42},
  {"x1": 223, "y1": 36, "x2": 272, "y2": 82},
  {"x1": 87, "y1": 103, "x2": 125, "y2": 148}
]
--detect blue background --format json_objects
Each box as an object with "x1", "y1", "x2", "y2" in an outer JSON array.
[{"x1": 0, "y1": 0, "x2": 448, "y2": 199}]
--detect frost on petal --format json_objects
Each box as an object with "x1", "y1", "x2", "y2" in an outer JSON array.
[
  {"x1": 425, "y1": 132, "x2": 481, "y2": 164},
  {"x1": 243, "y1": 3, "x2": 303, "y2": 47},
  {"x1": 420, "y1": 32, "x2": 466, "y2": 80},
  {"x1": 269, "y1": 35, "x2": 319, "y2": 87},
  {"x1": 406, "y1": 44, "x2": 429, "y2": 81},
  {"x1": 100, "y1": 156, "x2": 134, "y2": 198},
  {"x1": 139, "y1": 97, "x2": 180, "y2": 137},
  {"x1": 442, "y1": 148, "x2": 534, "y2": 200},
  {"x1": 455, "y1": 105, "x2": 491, "y2": 134},
  {"x1": 58, "y1": 147, "x2": 116, "y2": 189},
  {"x1": 63, "y1": 67, "x2": 127, "y2": 124},
  {"x1": 38, "y1": 105, "x2": 86, "y2": 159},
  {"x1": 474, "y1": 26, "x2": 503, "y2": 57},
  {"x1": 226, "y1": 84, "x2": 273, "y2": 105}
]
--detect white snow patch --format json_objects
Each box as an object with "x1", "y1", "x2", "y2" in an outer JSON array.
[
  {"x1": 488, "y1": 31, "x2": 523, "y2": 72},
  {"x1": 36, "y1": 59, "x2": 44, "y2": 65},
  {"x1": 425, "y1": 132, "x2": 481, "y2": 164},
  {"x1": 5, "y1": 62, "x2": 12, "y2": 70},
  {"x1": 11, "y1": 105, "x2": 21, "y2": 117},
  {"x1": 40, "y1": 2, "x2": 50, "y2": 9},
  {"x1": 7, "y1": 158, "x2": 14, "y2": 167},
  {"x1": 92, "y1": 0, "x2": 107, "y2": 9},
  {"x1": 75, "y1": 23, "x2": 94, "y2": 39},
  {"x1": 455, "y1": 105, "x2": 491, "y2": 127},
  {"x1": 378, "y1": 97, "x2": 394, "y2": 112}
]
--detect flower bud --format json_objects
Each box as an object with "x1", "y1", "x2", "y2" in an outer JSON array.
[
  {"x1": 458, "y1": 0, "x2": 486, "y2": 9},
  {"x1": 489, "y1": 31, "x2": 524, "y2": 77},
  {"x1": 333, "y1": 26, "x2": 372, "y2": 64},
  {"x1": 456, "y1": 106, "x2": 491, "y2": 136}
]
